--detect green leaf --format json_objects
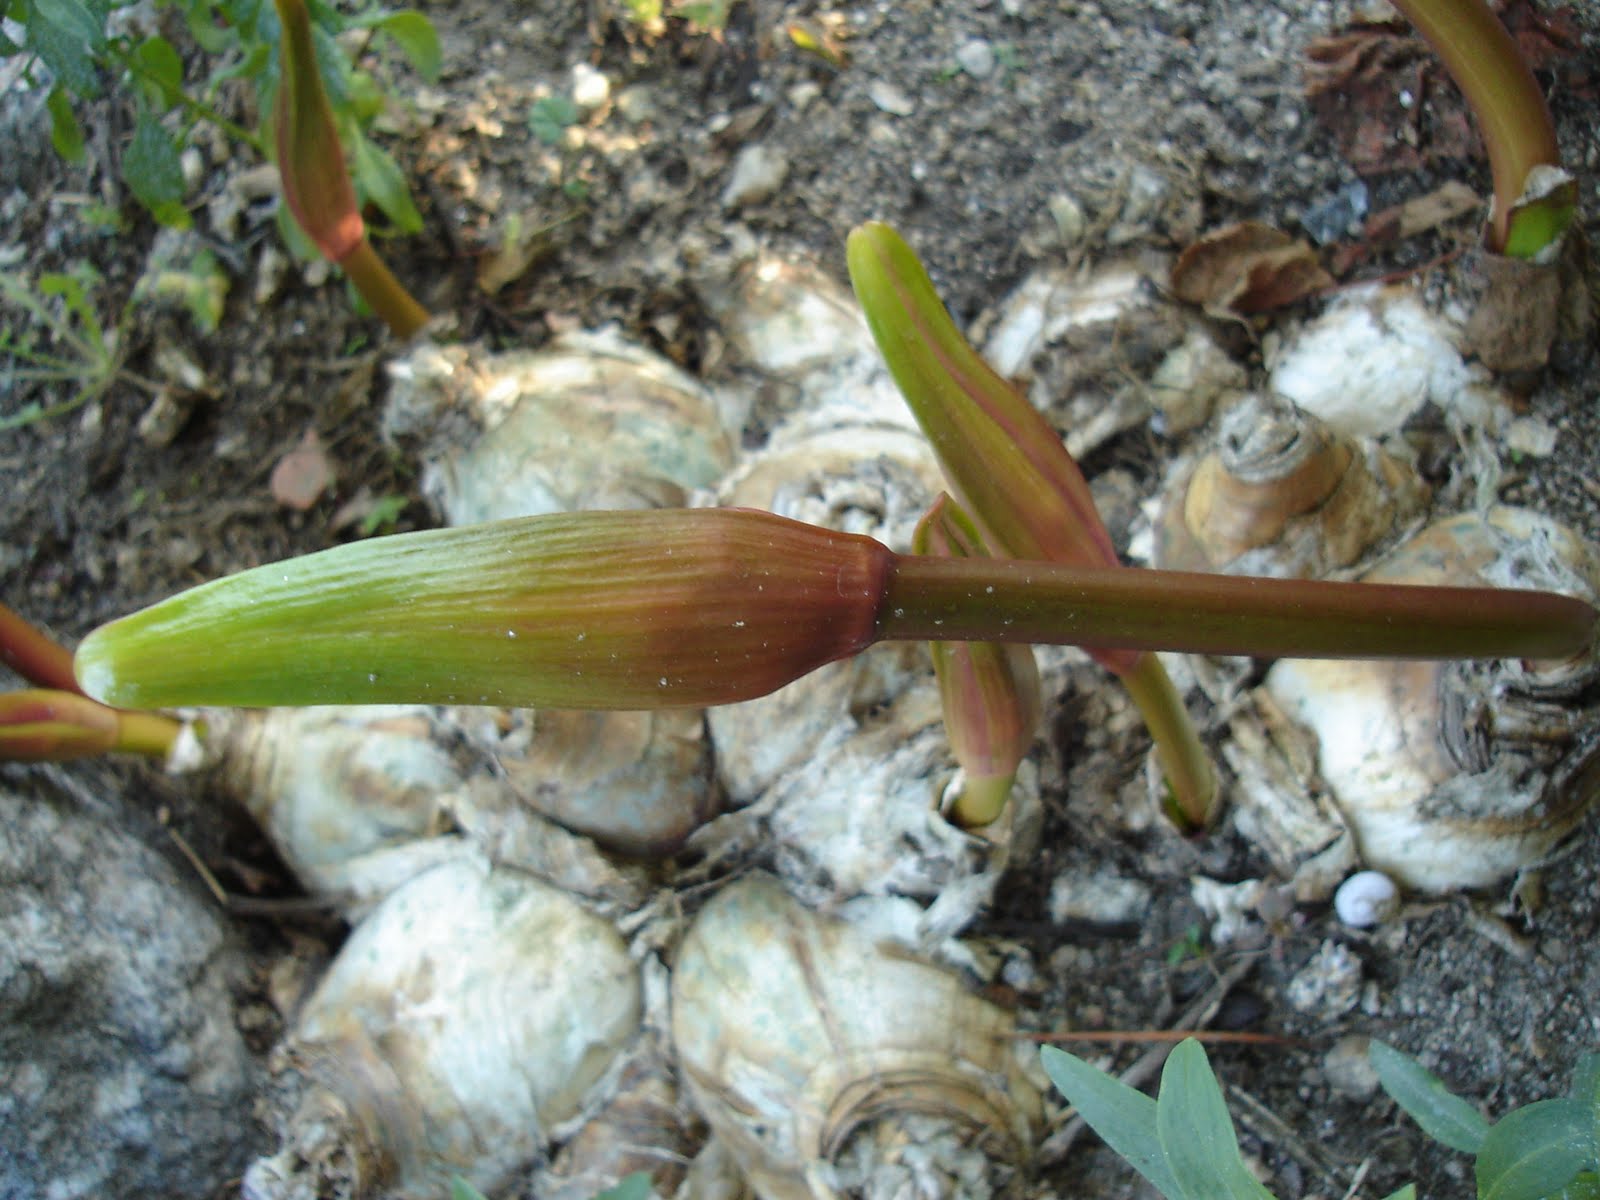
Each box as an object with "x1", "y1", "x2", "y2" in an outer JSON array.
[
  {"x1": 45, "y1": 83, "x2": 85, "y2": 162},
  {"x1": 447, "y1": 1178, "x2": 489, "y2": 1200},
  {"x1": 30, "y1": 0, "x2": 107, "y2": 96},
  {"x1": 351, "y1": 132, "x2": 422, "y2": 234},
  {"x1": 132, "y1": 34, "x2": 184, "y2": 108},
  {"x1": 594, "y1": 1173, "x2": 653, "y2": 1200},
  {"x1": 1155, "y1": 1039, "x2": 1278, "y2": 1200},
  {"x1": 529, "y1": 94, "x2": 579, "y2": 145},
  {"x1": 371, "y1": 10, "x2": 440, "y2": 82},
  {"x1": 1571, "y1": 1055, "x2": 1600, "y2": 1112},
  {"x1": 1557, "y1": 1173, "x2": 1600, "y2": 1200},
  {"x1": 123, "y1": 109, "x2": 191, "y2": 228},
  {"x1": 1380, "y1": 1187, "x2": 1417, "y2": 1200},
  {"x1": 1370, "y1": 1040, "x2": 1491, "y2": 1154},
  {"x1": 1477, "y1": 1099, "x2": 1593, "y2": 1200},
  {"x1": 1040, "y1": 1046, "x2": 1186, "y2": 1200}
]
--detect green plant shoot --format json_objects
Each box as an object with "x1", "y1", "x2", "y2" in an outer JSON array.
[
  {"x1": 1043, "y1": 1039, "x2": 1418, "y2": 1200},
  {"x1": 1389, "y1": 0, "x2": 1575, "y2": 258},
  {"x1": 847, "y1": 220, "x2": 1217, "y2": 828},
  {"x1": 274, "y1": 0, "x2": 431, "y2": 337},
  {"x1": 1372, "y1": 1040, "x2": 1600, "y2": 1200},
  {"x1": 914, "y1": 495, "x2": 1042, "y2": 827},
  {"x1": 73, "y1": 507, "x2": 1595, "y2": 713}
]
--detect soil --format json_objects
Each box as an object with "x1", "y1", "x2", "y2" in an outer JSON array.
[{"x1": 3, "y1": 0, "x2": 1600, "y2": 1197}]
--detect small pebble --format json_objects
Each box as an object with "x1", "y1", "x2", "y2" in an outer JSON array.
[
  {"x1": 1323, "y1": 1034, "x2": 1379, "y2": 1099},
  {"x1": 868, "y1": 80, "x2": 915, "y2": 116},
  {"x1": 1334, "y1": 870, "x2": 1400, "y2": 928},
  {"x1": 721, "y1": 144, "x2": 789, "y2": 208},
  {"x1": 571, "y1": 62, "x2": 610, "y2": 110},
  {"x1": 955, "y1": 38, "x2": 996, "y2": 79},
  {"x1": 1287, "y1": 940, "x2": 1362, "y2": 1016}
]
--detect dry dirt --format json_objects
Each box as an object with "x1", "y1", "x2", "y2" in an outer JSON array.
[{"x1": 3, "y1": 0, "x2": 1600, "y2": 1197}]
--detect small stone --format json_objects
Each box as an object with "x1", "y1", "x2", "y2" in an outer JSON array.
[
  {"x1": 1048, "y1": 192, "x2": 1087, "y2": 246},
  {"x1": 1323, "y1": 1035, "x2": 1380, "y2": 1098},
  {"x1": 868, "y1": 80, "x2": 915, "y2": 117},
  {"x1": 1049, "y1": 868, "x2": 1152, "y2": 926},
  {"x1": 136, "y1": 390, "x2": 190, "y2": 447},
  {"x1": 955, "y1": 38, "x2": 996, "y2": 79},
  {"x1": 1287, "y1": 940, "x2": 1362, "y2": 1016},
  {"x1": 614, "y1": 84, "x2": 659, "y2": 125},
  {"x1": 721, "y1": 144, "x2": 789, "y2": 209},
  {"x1": 571, "y1": 62, "x2": 610, "y2": 110},
  {"x1": 1505, "y1": 416, "x2": 1558, "y2": 458}
]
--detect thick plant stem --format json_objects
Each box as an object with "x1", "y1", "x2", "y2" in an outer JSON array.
[
  {"x1": 74, "y1": 510, "x2": 1597, "y2": 713},
  {"x1": 0, "y1": 603, "x2": 82, "y2": 693},
  {"x1": 876, "y1": 553, "x2": 1594, "y2": 663},
  {"x1": 1120, "y1": 652, "x2": 1217, "y2": 831},
  {"x1": 339, "y1": 239, "x2": 431, "y2": 339},
  {"x1": 1389, "y1": 0, "x2": 1569, "y2": 255}
]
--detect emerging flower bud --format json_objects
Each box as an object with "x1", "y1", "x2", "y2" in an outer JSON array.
[
  {"x1": 914, "y1": 496, "x2": 1042, "y2": 827},
  {"x1": 847, "y1": 220, "x2": 1137, "y2": 677},
  {"x1": 274, "y1": 0, "x2": 363, "y2": 264},
  {"x1": 75, "y1": 508, "x2": 892, "y2": 712},
  {"x1": 0, "y1": 689, "x2": 121, "y2": 761}
]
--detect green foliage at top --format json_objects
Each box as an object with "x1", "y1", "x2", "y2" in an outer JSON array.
[
  {"x1": 1372, "y1": 1040, "x2": 1600, "y2": 1200},
  {"x1": 1042, "y1": 1039, "x2": 1416, "y2": 1200},
  {"x1": 3, "y1": 0, "x2": 438, "y2": 239}
]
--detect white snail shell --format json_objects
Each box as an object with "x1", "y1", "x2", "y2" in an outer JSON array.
[
  {"x1": 671, "y1": 874, "x2": 1041, "y2": 1200},
  {"x1": 1266, "y1": 508, "x2": 1600, "y2": 892},
  {"x1": 1333, "y1": 870, "x2": 1400, "y2": 928},
  {"x1": 247, "y1": 857, "x2": 642, "y2": 1200},
  {"x1": 1156, "y1": 392, "x2": 1428, "y2": 577}
]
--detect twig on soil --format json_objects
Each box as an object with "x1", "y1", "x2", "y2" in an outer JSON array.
[
  {"x1": 1227, "y1": 1080, "x2": 1347, "y2": 1190},
  {"x1": 1037, "y1": 951, "x2": 1261, "y2": 1164}
]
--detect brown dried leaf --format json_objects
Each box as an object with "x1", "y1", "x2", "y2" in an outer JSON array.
[
  {"x1": 1170, "y1": 222, "x2": 1334, "y2": 317},
  {"x1": 269, "y1": 429, "x2": 334, "y2": 511},
  {"x1": 1302, "y1": 23, "x2": 1475, "y2": 175},
  {"x1": 1363, "y1": 181, "x2": 1482, "y2": 243}
]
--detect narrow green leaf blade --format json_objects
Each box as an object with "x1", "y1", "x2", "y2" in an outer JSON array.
[
  {"x1": 1040, "y1": 1046, "x2": 1185, "y2": 1200},
  {"x1": 595, "y1": 1173, "x2": 653, "y2": 1200},
  {"x1": 1571, "y1": 1054, "x2": 1600, "y2": 1112},
  {"x1": 1155, "y1": 1039, "x2": 1278, "y2": 1200},
  {"x1": 1381, "y1": 1186, "x2": 1417, "y2": 1200},
  {"x1": 1370, "y1": 1039, "x2": 1490, "y2": 1154},
  {"x1": 1477, "y1": 1099, "x2": 1592, "y2": 1200}
]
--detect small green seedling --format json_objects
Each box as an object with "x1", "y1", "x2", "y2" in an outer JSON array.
[
  {"x1": 1390, "y1": 0, "x2": 1575, "y2": 257},
  {"x1": 1041, "y1": 1038, "x2": 1417, "y2": 1200},
  {"x1": 0, "y1": 263, "x2": 124, "y2": 429},
  {"x1": 1371, "y1": 1039, "x2": 1600, "y2": 1200},
  {"x1": 4, "y1": 0, "x2": 438, "y2": 237},
  {"x1": 0, "y1": 602, "x2": 180, "y2": 762}
]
